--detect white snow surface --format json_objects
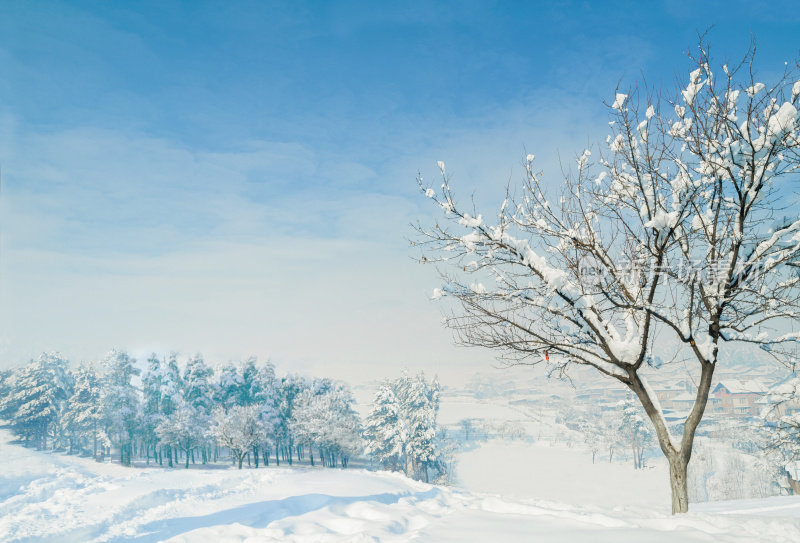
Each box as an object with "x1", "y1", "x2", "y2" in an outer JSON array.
[{"x1": 2, "y1": 429, "x2": 800, "y2": 542}]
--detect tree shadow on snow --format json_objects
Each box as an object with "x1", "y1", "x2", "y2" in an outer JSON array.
[{"x1": 113, "y1": 490, "x2": 429, "y2": 542}]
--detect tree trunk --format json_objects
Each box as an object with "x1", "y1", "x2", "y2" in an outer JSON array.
[
  {"x1": 628, "y1": 360, "x2": 714, "y2": 514},
  {"x1": 238, "y1": 454, "x2": 243, "y2": 469},
  {"x1": 185, "y1": 448, "x2": 190, "y2": 469},
  {"x1": 668, "y1": 454, "x2": 689, "y2": 514}
]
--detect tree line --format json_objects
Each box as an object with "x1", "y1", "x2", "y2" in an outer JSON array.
[
  {"x1": 0, "y1": 350, "x2": 445, "y2": 480},
  {"x1": 0, "y1": 351, "x2": 362, "y2": 469}
]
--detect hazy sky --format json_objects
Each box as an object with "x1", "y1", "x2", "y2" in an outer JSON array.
[{"x1": 1, "y1": 1, "x2": 798, "y2": 382}]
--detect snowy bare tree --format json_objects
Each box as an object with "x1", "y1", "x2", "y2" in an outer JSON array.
[
  {"x1": 415, "y1": 39, "x2": 800, "y2": 513},
  {"x1": 209, "y1": 405, "x2": 265, "y2": 469},
  {"x1": 291, "y1": 381, "x2": 362, "y2": 468},
  {"x1": 618, "y1": 394, "x2": 653, "y2": 470},
  {"x1": 156, "y1": 398, "x2": 206, "y2": 469}
]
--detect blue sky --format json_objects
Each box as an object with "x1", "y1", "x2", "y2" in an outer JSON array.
[{"x1": 1, "y1": 1, "x2": 798, "y2": 381}]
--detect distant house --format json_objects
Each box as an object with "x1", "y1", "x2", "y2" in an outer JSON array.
[
  {"x1": 759, "y1": 374, "x2": 800, "y2": 420},
  {"x1": 712, "y1": 380, "x2": 768, "y2": 416},
  {"x1": 654, "y1": 379, "x2": 694, "y2": 410}
]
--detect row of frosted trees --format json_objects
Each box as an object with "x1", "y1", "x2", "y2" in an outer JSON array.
[{"x1": 0, "y1": 351, "x2": 362, "y2": 469}]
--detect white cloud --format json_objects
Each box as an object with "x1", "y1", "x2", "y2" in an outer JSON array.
[{"x1": 0, "y1": 89, "x2": 605, "y2": 383}]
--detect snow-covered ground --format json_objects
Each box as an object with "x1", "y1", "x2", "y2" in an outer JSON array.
[
  {"x1": 2, "y1": 430, "x2": 800, "y2": 542},
  {"x1": 455, "y1": 439, "x2": 669, "y2": 509}
]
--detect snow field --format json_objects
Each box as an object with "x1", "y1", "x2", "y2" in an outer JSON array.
[
  {"x1": 3, "y1": 430, "x2": 800, "y2": 542},
  {"x1": 455, "y1": 439, "x2": 669, "y2": 509}
]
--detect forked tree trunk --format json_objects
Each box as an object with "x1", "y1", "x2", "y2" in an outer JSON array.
[{"x1": 627, "y1": 357, "x2": 715, "y2": 514}]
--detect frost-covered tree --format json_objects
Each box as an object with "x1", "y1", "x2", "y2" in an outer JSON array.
[
  {"x1": 182, "y1": 354, "x2": 214, "y2": 464},
  {"x1": 156, "y1": 397, "x2": 206, "y2": 469},
  {"x1": 214, "y1": 363, "x2": 242, "y2": 409},
  {"x1": 364, "y1": 372, "x2": 443, "y2": 481},
  {"x1": 363, "y1": 383, "x2": 405, "y2": 471},
  {"x1": 274, "y1": 374, "x2": 306, "y2": 465},
  {"x1": 209, "y1": 404, "x2": 265, "y2": 469},
  {"x1": 62, "y1": 365, "x2": 103, "y2": 456},
  {"x1": 0, "y1": 369, "x2": 12, "y2": 419},
  {"x1": 1, "y1": 352, "x2": 73, "y2": 449},
  {"x1": 291, "y1": 380, "x2": 362, "y2": 468},
  {"x1": 183, "y1": 354, "x2": 214, "y2": 414},
  {"x1": 577, "y1": 412, "x2": 602, "y2": 464},
  {"x1": 217, "y1": 357, "x2": 280, "y2": 467},
  {"x1": 140, "y1": 354, "x2": 166, "y2": 464},
  {"x1": 102, "y1": 349, "x2": 140, "y2": 466},
  {"x1": 758, "y1": 374, "x2": 800, "y2": 489},
  {"x1": 400, "y1": 373, "x2": 440, "y2": 482},
  {"x1": 415, "y1": 39, "x2": 800, "y2": 513},
  {"x1": 601, "y1": 411, "x2": 625, "y2": 463},
  {"x1": 251, "y1": 360, "x2": 280, "y2": 466},
  {"x1": 618, "y1": 394, "x2": 653, "y2": 469},
  {"x1": 157, "y1": 353, "x2": 183, "y2": 467}
]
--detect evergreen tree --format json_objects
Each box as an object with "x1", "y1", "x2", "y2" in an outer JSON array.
[
  {"x1": 250, "y1": 359, "x2": 280, "y2": 467},
  {"x1": 102, "y1": 349, "x2": 140, "y2": 466},
  {"x1": 363, "y1": 383, "x2": 405, "y2": 471},
  {"x1": 181, "y1": 354, "x2": 215, "y2": 464},
  {"x1": 141, "y1": 354, "x2": 165, "y2": 464},
  {"x1": 1, "y1": 352, "x2": 72, "y2": 449},
  {"x1": 183, "y1": 354, "x2": 214, "y2": 414},
  {"x1": 214, "y1": 363, "x2": 241, "y2": 409},
  {"x1": 402, "y1": 373, "x2": 440, "y2": 482},
  {"x1": 158, "y1": 353, "x2": 183, "y2": 467},
  {"x1": 62, "y1": 365, "x2": 103, "y2": 456},
  {"x1": 364, "y1": 372, "x2": 443, "y2": 481}
]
